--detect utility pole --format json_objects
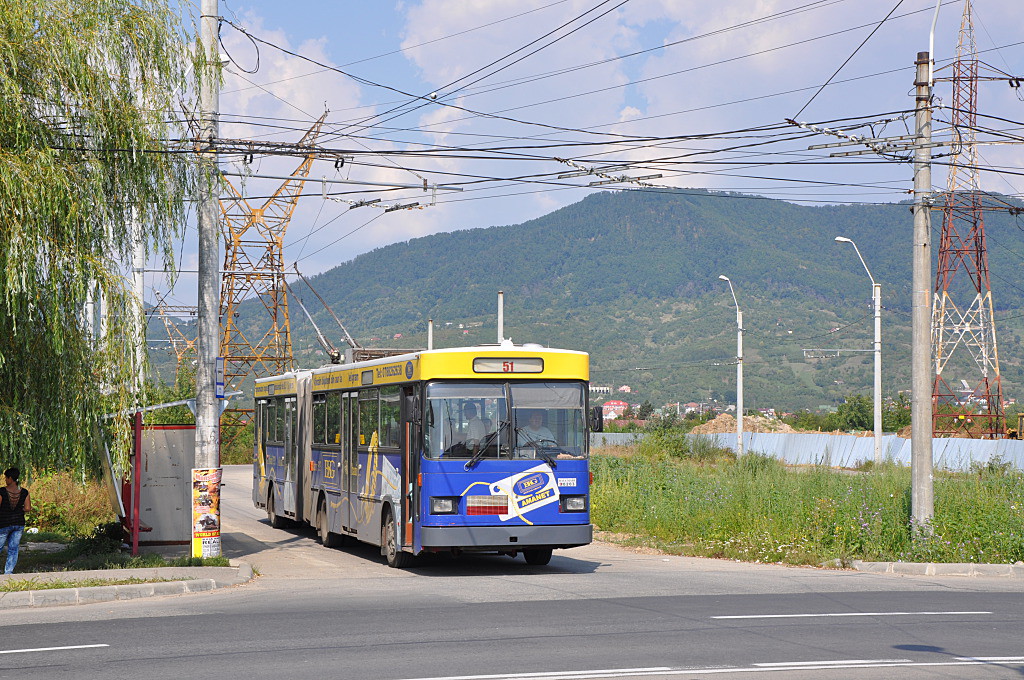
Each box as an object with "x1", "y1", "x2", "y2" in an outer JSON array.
[
  {"x1": 911, "y1": 51, "x2": 934, "y2": 525},
  {"x1": 719, "y1": 275, "x2": 743, "y2": 456},
  {"x1": 195, "y1": 0, "x2": 222, "y2": 555},
  {"x1": 872, "y1": 280, "x2": 882, "y2": 463}
]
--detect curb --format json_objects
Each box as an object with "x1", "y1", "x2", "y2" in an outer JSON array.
[
  {"x1": 851, "y1": 560, "x2": 1024, "y2": 577},
  {"x1": 0, "y1": 562, "x2": 254, "y2": 608}
]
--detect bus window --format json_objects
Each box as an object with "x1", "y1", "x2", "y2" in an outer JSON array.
[
  {"x1": 275, "y1": 398, "x2": 285, "y2": 443},
  {"x1": 424, "y1": 383, "x2": 506, "y2": 459},
  {"x1": 359, "y1": 389, "x2": 379, "y2": 447},
  {"x1": 326, "y1": 392, "x2": 341, "y2": 445},
  {"x1": 380, "y1": 386, "x2": 401, "y2": 448},
  {"x1": 267, "y1": 400, "x2": 278, "y2": 442},
  {"x1": 510, "y1": 383, "x2": 586, "y2": 460},
  {"x1": 313, "y1": 394, "x2": 327, "y2": 445}
]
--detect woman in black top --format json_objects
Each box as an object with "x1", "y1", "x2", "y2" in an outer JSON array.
[{"x1": 0, "y1": 467, "x2": 32, "y2": 574}]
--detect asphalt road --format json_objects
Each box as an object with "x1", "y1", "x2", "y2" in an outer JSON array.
[{"x1": 1, "y1": 465, "x2": 1022, "y2": 680}]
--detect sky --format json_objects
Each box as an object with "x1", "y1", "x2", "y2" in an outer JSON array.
[{"x1": 150, "y1": 0, "x2": 1024, "y2": 309}]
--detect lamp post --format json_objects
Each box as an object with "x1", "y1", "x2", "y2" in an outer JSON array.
[
  {"x1": 719, "y1": 275, "x2": 743, "y2": 456},
  {"x1": 835, "y1": 236, "x2": 883, "y2": 465}
]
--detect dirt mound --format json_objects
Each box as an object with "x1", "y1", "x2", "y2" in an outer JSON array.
[{"x1": 691, "y1": 413, "x2": 796, "y2": 434}]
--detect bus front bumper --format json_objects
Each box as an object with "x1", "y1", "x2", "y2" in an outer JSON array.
[{"x1": 420, "y1": 523, "x2": 592, "y2": 551}]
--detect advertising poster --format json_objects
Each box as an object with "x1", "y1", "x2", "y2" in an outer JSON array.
[{"x1": 191, "y1": 468, "x2": 222, "y2": 558}]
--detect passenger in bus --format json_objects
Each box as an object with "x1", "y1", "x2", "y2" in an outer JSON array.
[
  {"x1": 463, "y1": 403, "x2": 488, "y2": 454},
  {"x1": 519, "y1": 410, "x2": 555, "y2": 444}
]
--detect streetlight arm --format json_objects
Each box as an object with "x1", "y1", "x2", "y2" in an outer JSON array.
[{"x1": 835, "y1": 237, "x2": 877, "y2": 286}]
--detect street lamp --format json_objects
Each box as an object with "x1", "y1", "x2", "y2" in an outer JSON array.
[
  {"x1": 719, "y1": 275, "x2": 743, "y2": 456},
  {"x1": 835, "y1": 236, "x2": 883, "y2": 465}
]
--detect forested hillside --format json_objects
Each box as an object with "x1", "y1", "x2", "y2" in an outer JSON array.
[{"x1": 216, "y1": 189, "x2": 1024, "y2": 411}]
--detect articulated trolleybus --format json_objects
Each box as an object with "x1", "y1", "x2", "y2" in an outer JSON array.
[{"x1": 253, "y1": 342, "x2": 601, "y2": 567}]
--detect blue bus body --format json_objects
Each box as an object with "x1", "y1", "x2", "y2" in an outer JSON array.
[{"x1": 253, "y1": 345, "x2": 597, "y2": 567}]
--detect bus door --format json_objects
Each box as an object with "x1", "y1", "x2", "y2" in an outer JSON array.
[
  {"x1": 283, "y1": 396, "x2": 297, "y2": 517},
  {"x1": 343, "y1": 392, "x2": 358, "y2": 531}
]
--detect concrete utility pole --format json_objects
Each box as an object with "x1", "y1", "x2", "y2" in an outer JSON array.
[
  {"x1": 911, "y1": 51, "x2": 935, "y2": 525},
  {"x1": 719, "y1": 275, "x2": 743, "y2": 456},
  {"x1": 196, "y1": 0, "x2": 221, "y2": 488}
]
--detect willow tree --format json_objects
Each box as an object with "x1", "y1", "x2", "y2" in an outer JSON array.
[{"x1": 0, "y1": 0, "x2": 198, "y2": 472}]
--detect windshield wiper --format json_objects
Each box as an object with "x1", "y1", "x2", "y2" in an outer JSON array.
[
  {"x1": 464, "y1": 420, "x2": 507, "y2": 470},
  {"x1": 513, "y1": 427, "x2": 558, "y2": 468}
]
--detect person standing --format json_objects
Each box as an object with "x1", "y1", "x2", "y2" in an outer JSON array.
[
  {"x1": 463, "y1": 403, "x2": 488, "y2": 453},
  {"x1": 0, "y1": 467, "x2": 31, "y2": 574}
]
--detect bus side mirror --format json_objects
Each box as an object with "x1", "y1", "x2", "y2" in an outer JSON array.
[
  {"x1": 406, "y1": 394, "x2": 421, "y2": 421},
  {"x1": 590, "y1": 406, "x2": 604, "y2": 433}
]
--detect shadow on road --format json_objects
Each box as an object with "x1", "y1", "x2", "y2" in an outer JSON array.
[{"x1": 894, "y1": 643, "x2": 1024, "y2": 676}]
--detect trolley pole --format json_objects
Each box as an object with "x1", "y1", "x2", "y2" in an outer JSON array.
[
  {"x1": 911, "y1": 51, "x2": 934, "y2": 526},
  {"x1": 195, "y1": 0, "x2": 222, "y2": 554}
]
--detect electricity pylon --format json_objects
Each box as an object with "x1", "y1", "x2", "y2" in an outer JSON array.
[
  {"x1": 219, "y1": 114, "x2": 326, "y2": 430},
  {"x1": 931, "y1": 0, "x2": 1002, "y2": 438}
]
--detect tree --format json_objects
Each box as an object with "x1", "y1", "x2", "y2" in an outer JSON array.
[
  {"x1": 835, "y1": 394, "x2": 872, "y2": 431},
  {"x1": 0, "y1": 0, "x2": 197, "y2": 472},
  {"x1": 637, "y1": 400, "x2": 655, "y2": 419}
]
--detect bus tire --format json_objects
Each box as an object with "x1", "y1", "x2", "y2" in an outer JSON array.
[
  {"x1": 266, "y1": 487, "x2": 286, "y2": 529},
  {"x1": 382, "y1": 509, "x2": 412, "y2": 569},
  {"x1": 524, "y1": 548, "x2": 552, "y2": 566},
  {"x1": 318, "y1": 499, "x2": 343, "y2": 549}
]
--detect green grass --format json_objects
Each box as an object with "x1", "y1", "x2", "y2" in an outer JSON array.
[
  {"x1": 0, "y1": 577, "x2": 173, "y2": 592},
  {"x1": 591, "y1": 445, "x2": 1024, "y2": 565},
  {"x1": 14, "y1": 524, "x2": 230, "y2": 574}
]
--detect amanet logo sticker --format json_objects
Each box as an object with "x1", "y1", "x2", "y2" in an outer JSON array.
[{"x1": 489, "y1": 464, "x2": 559, "y2": 521}]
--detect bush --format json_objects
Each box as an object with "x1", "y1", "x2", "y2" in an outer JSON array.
[
  {"x1": 28, "y1": 471, "x2": 117, "y2": 538},
  {"x1": 637, "y1": 431, "x2": 734, "y2": 463}
]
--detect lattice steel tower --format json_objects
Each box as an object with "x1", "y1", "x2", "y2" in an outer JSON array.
[
  {"x1": 931, "y1": 0, "x2": 1002, "y2": 437},
  {"x1": 219, "y1": 115, "x2": 325, "y2": 411}
]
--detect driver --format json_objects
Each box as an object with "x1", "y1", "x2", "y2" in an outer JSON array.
[{"x1": 519, "y1": 410, "x2": 554, "y2": 444}]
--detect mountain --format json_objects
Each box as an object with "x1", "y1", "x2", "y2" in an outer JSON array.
[{"x1": 215, "y1": 188, "x2": 1024, "y2": 411}]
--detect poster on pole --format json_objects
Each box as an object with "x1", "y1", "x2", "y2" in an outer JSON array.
[{"x1": 191, "y1": 468, "x2": 222, "y2": 558}]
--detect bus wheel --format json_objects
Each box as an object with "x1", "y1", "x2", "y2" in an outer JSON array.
[
  {"x1": 266, "y1": 488, "x2": 286, "y2": 529},
  {"x1": 524, "y1": 548, "x2": 552, "y2": 566},
  {"x1": 318, "y1": 500, "x2": 342, "y2": 549},
  {"x1": 382, "y1": 511, "x2": 412, "y2": 569}
]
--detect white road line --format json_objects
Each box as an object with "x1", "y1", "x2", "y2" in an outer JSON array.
[
  {"x1": 753, "y1": 659, "x2": 912, "y2": 667},
  {"x1": 956, "y1": 656, "x2": 1024, "y2": 662},
  {"x1": 0, "y1": 644, "x2": 109, "y2": 655},
  {"x1": 397, "y1": 658, "x2": 1024, "y2": 680},
  {"x1": 712, "y1": 610, "x2": 991, "y2": 619},
  {"x1": 396, "y1": 669, "x2": 673, "y2": 680}
]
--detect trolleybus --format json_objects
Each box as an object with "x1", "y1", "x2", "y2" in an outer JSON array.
[{"x1": 252, "y1": 342, "x2": 601, "y2": 567}]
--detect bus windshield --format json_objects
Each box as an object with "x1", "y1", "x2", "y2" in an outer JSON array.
[{"x1": 424, "y1": 381, "x2": 586, "y2": 461}]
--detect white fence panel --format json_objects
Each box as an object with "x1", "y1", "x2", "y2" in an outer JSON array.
[{"x1": 591, "y1": 431, "x2": 1024, "y2": 471}]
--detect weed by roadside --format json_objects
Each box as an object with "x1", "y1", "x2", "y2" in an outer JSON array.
[
  {"x1": 0, "y1": 577, "x2": 173, "y2": 592},
  {"x1": 591, "y1": 452, "x2": 1024, "y2": 566},
  {"x1": 15, "y1": 522, "x2": 229, "y2": 574}
]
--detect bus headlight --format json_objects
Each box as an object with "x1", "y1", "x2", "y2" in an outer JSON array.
[
  {"x1": 560, "y1": 495, "x2": 587, "y2": 512},
  {"x1": 430, "y1": 497, "x2": 459, "y2": 514}
]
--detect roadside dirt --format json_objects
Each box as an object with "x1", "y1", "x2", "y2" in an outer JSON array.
[{"x1": 690, "y1": 412, "x2": 796, "y2": 434}]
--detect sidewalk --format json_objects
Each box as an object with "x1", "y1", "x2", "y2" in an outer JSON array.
[{"x1": 0, "y1": 562, "x2": 254, "y2": 609}]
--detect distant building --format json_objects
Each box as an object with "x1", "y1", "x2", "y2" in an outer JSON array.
[
  {"x1": 590, "y1": 386, "x2": 612, "y2": 395},
  {"x1": 617, "y1": 385, "x2": 632, "y2": 393},
  {"x1": 602, "y1": 400, "x2": 629, "y2": 419}
]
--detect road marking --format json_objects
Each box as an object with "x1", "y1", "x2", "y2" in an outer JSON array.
[
  {"x1": 397, "y1": 658, "x2": 1024, "y2": 680},
  {"x1": 396, "y1": 669, "x2": 673, "y2": 680},
  {"x1": 0, "y1": 644, "x2": 109, "y2": 655},
  {"x1": 713, "y1": 610, "x2": 991, "y2": 619},
  {"x1": 753, "y1": 659, "x2": 912, "y2": 667}
]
